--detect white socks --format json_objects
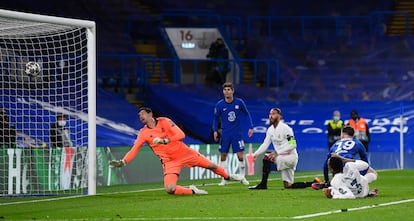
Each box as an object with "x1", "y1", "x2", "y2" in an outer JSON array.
[
  {"x1": 220, "y1": 160, "x2": 228, "y2": 175},
  {"x1": 220, "y1": 158, "x2": 246, "y2": 176},
  {"x1": 364, "y1": 171, "x2": 378, "y2": 183},
  {"x1": 238, "y1": 160, "x2": 246, "y2": 176}
]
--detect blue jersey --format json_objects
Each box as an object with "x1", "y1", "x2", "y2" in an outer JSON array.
[
  {"x1": 323, "y1": 137, "x2": 368, "y2": 182},
  {"x1": 212, "y1": 98, "x2": 253, "y2": 153},
  {"x1": 212, "y1": 98, "x2": 253, "y2": 135}
]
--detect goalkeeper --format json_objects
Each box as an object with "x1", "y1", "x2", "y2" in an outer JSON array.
[{"x1": 110, "y1": 107, "x2": 244, "y2": 195}]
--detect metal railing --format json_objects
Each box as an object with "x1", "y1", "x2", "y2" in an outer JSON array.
[
  {"x1": 247, "y1": 11, "x2": 411, "y2": 38},
  {"x1": 97, "y1": 54, "x2": 280, "y2": 91}
]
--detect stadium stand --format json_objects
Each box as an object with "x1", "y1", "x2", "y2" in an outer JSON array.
[
  {"x1": 1, "y1": 0, "x2": 413, "y2": 148},
  {"x1": 4, "y1": 0, "x2": 410, "y2": 101}
]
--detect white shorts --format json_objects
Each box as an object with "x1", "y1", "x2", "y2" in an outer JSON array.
[
  {"x1": 276, "y1": 153, "x2": 298, "y2": 183},
  {"x1": 330, "y1": 186, "x2": 356, "y2": 199}
]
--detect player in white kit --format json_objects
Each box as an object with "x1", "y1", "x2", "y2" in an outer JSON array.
[
  {"x1": 323, "y1": 154, "x2": 378, "y2": 199},
  {"x1": 249, "y1": 108, "x2": 320, "y2": 189}
]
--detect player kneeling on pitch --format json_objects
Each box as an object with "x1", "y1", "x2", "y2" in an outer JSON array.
[
  {"x1": 249, "y1": 108, "x2": 322, "y2": 189},
  {"x1": 322, "y1": 154, "x2": 378, "y2": 199},
  {"x1": 109, "y1": 107, "x2": 245, "y2": 195}
]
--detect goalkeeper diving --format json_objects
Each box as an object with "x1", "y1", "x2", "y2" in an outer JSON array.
[{"x1": 110, "y1": 107, "x2": 245, "y2": 195}]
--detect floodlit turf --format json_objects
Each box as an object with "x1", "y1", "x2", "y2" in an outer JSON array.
[{"x1": 1, "y1": 169, "x2": 414, "y2": 220}]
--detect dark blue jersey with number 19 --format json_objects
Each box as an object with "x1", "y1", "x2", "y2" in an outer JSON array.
[{"x1": 323, "y1": 138, "x2": 368, "y2": 182}]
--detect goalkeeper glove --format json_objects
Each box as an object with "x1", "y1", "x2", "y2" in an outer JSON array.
[
  {"x1": 152, "y1": 137, "x2": 170, "y2": 144},
  {"x1": 109, "y1": 159, "x2": 126, "y2": 168}
]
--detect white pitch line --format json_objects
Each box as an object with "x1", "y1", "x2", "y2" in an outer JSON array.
[
  {"x1": 0, "y1": 194, "x2": 87, "y2": 206},
  {"x1": 292, "y1": 198, "x2": 414, "y2": 219}
]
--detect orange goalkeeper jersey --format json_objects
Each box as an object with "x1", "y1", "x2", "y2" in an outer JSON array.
[{"x1": 123, "y1": 117, "x2": 189, "y2": 164}]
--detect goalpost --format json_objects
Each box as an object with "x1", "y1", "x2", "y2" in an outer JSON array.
[{"x1": 0, "y1": 9, "x2": 96, "y2": 196}]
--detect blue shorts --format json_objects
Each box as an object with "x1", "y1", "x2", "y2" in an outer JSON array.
[{"x1": 219, "y1": 134, "x2": 245, "y2": 153}]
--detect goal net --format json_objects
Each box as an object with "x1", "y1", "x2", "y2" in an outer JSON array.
[{"x1": 0, "y1": 9, "x2": 96, "y2": 196}]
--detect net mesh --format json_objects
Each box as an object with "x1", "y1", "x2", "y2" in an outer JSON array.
[{"x1": 0, "y1": 15, "x2": 89, "y2": 196}]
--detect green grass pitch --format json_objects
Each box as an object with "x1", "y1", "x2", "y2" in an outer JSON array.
[{"x1": 1, "y1": 169, "x2": 414, "y2": 220}]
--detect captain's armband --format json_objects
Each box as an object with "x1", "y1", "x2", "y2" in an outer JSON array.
[{"x1": 287, "y1": 135, "x2": 296, "y2": 145}]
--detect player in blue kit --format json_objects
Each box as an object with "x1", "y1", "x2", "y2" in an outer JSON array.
[
  {"x1": 213, "y1": 82, "x2": 254, "y2": 186},
  {"x1": 313, "y1": 126, "x2": 368, "y2": 190}
]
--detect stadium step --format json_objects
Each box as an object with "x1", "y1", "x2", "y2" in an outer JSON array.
[
  {"x1": 386, "y1": 1, "x2": 414, "y2": 36},
  {"x1": 134, "y1": 43, "x2": 158, "y2": 55}
]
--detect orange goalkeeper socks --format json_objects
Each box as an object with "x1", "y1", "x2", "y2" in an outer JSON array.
[
  {"x1": 214, "y1": 165, "x2": 230, "y2": 180},
  {"x1": 173, "y1": 185, "x2": 193, "y2": 195}
]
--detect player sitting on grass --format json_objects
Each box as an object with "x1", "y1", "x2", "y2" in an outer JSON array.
[
  {"x1": 109, "y1": 107, "x2": 245, "y2": 195},
  {"x1": 322, "y1": 154, "x2": 378, "y2": 199},
  {"x1": 312, "y1": 126, "x2": 368, "y2": 190}
]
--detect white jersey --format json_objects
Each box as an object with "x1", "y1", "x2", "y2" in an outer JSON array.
[
  {"x1": 330, "y1": 161, "x2": 369, "y2": 199},
  {"x1": 254, "y1": 121, "x2": 298, "y2": 171}
]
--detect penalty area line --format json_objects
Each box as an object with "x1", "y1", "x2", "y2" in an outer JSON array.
[{"x1": 292, "y1": 198, "x2": 414, "y2": 219}]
